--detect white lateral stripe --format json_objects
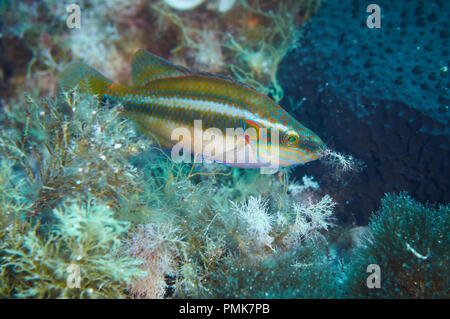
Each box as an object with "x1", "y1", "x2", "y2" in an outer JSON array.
[
  {"x1": 153, "y1": 96, "x2": 254, "y2": 118},
  {"x1": 141, "y1": 96, "x2": 289, "y2": 132}
]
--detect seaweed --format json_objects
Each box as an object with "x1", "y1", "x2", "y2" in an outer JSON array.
[
  {"x1": 203, "y1": 245, "x2": 342, "y2": 298},
  {"x1": 124, "y1": 161, "x2": 339, "y2": 298},
  {"x1": 345, "y1": 192, "x2": 449, "y2": 298},
  {"x1": 0, "y1": 91, "x2": 147, "y2": 217},
  {"x1": 0, "y1": 91, "x2": 149, "y2": 297},
  {"x1": 0, "y1": 199, "x2": 146, "y2": 298}
]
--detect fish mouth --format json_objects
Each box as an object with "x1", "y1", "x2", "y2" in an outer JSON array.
[{"x1": 276, "y1": 138, "x2": 326, "y2": 166}]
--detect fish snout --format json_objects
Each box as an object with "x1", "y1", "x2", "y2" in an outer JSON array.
[{"x1": 298, "y1": 134, "x2": 327, "y2": 160}]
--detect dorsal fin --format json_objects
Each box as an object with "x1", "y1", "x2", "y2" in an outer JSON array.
[
  {"x1": 132, "y1": 49, "x2": 258, "y2": 91},
  {"x1": 131, "y1": 49, "x2": 190, "y2": 86},
  {"x1": 186, "y1": 70, "x2": 254, "y2": 90},
  {"x1": 58, "y1": 61, "x2": 111, "y2": 97}
]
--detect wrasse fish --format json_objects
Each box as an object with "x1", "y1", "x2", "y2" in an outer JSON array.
[{"x1": 58, "y1": 49, "x2": 325, "y2": 168}]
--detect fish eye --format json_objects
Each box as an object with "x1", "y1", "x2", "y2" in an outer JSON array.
[{"x1": 281, "y1": 131, "x2": 299, "y2": 146}]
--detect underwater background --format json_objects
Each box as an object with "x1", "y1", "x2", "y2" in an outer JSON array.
[{"x1": 0, "y1": 0, "x2": 448, "y2": 298}]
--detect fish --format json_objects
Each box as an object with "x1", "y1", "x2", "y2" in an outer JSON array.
[{"x1": 58, "y1": 49, "x2": 326, "y2": 169}]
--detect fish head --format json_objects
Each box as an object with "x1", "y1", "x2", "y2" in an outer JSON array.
[
  {"x1": 246, "y1": 106, "x2": 326, "y2": 168},
  {"x1": 277, "y1": 123, "x2": 326, "y2": 165}
]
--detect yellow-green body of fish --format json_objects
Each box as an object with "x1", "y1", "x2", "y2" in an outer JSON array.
[{"x1": 58, "y1": 49, "x2": 325, "y2": 168}]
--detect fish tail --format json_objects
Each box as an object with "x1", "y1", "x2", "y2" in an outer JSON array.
[{"x1": 58, "y1": 62, "x2": 111, "y2": 97}]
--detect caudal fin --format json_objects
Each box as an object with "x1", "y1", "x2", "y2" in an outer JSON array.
[{"x1": 58, "y1": 62, "x2": 111, "y2": 97}]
